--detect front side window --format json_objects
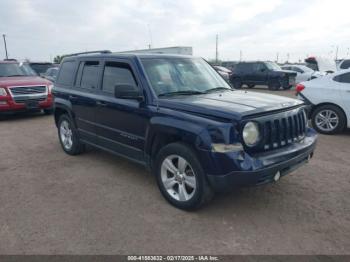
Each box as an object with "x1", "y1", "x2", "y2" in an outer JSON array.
[
  {"x1": 102, "y1": 62, "x2": 137, "y2": 94},
  {"x1": 80, "y1": 61, "x2": 99, "y2": 89},
  {"x1": 265, "y1": 62, "x2": 281, "y2": 71},
  {"x1": 141, "y1": 57, "x2": 231, "y2": 96}
]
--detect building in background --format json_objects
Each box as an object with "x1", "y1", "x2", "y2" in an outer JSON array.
[{"x1": 116, "y1": 46, "x2": 193, "y2": 55}]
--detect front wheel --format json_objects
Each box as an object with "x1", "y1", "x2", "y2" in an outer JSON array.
[
  {"x1": 154, "y1": 143, "x2": 213, "y2": 210},
  {"x1": 311, "y1": 105, "x2": 346, "y2": 135},
  {"x1": 231, "y1": 78, "x2": 242, "y2": 89},
  {"x1": 268, "y1": 79, "x2": 281, "y2": 90}
]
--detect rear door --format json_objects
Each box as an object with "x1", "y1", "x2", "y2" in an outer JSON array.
[
  {"x1": 69, "y1": 59, "x2": 102, "y2": 143},
  {"x1": 93, "y1": 59, "x2": 149, "y2": 163},
  {"x1": 254, "y1": 62, "x2": 268, "y2": 84}
]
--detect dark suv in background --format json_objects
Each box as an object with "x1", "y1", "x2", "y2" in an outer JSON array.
[
  {"x1": 230, "y1": 61, "x2": 297, "y2": 90},
  {"x1": 53, "y1": 51, "x2": 317, "y2": 210}
]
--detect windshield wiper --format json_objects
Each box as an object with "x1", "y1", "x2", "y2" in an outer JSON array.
[
  {"x1": 204, "y1": 87, "x2": 231, "y2": 93},
  {"x1": 158, "y1": 90, "x2": 205, "y2": 97},
  {"x1": 5, "y1": 75, "x2": 25, "y2": 77}
]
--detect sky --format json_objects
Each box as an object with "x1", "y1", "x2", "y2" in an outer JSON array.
[{"x1": 0, "y1": 0, "x2": 350, "y2": 63}]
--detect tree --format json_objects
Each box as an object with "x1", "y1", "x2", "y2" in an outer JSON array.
[{"x1": 53, "y1": 55, "x2": 63, "y2": 64}]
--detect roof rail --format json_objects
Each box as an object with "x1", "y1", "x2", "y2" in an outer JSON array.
[{"x1": 63, "y1": 50, "x2": 112, "y2": 58}]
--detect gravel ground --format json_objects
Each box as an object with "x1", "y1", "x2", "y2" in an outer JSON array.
[{"x1": 0, "y1": 89, "x2": 349, "y2": 255}]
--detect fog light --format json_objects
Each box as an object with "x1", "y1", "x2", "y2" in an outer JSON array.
[
  {"x1": 274, "y1": 171, "x2": 281, "y2": 182},
  {"x1": 0, "y1": 101, "x2": 7, "y2": 105}
]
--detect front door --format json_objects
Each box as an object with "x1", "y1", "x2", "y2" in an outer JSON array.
[{"x1": 93, "y1": 59, "x2": 150, "y2": 163}]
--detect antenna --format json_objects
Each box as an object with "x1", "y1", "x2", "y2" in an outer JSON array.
[
  {"x1": 215, "y1": 34, "x2": 218, "y2": 64},
  {"x1": 147, "y1": 24, "x2": 153, "y2": 49}
]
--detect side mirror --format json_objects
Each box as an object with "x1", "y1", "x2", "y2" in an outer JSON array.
[
  {"x1": 114, "y1": 84, "x2": 143, "y2": 101},
  {"x1": 260, "y1": 68, "x2": 266, "y2": 72}
]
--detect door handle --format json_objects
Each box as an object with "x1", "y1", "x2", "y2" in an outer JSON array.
[
  {"x1": 96, "y1": 101, "x2": 107, "y2": 107},
  {"x1": 69, "y1": 95, "x2": 78, "y2": 100}
]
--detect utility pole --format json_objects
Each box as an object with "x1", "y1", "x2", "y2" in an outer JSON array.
[
  {"x1": 2, "y1": 34, "x2": 8, "y2": 59},
  {"x1": 215, "y1": 34, "x2": 218, "y2": 64},
  {"x1": 335, "y1": 46, "x2": 339, "y2": 61},
  {"x1": 276, "y1": 52, "x2": 279, "y2": 63},
  {"x1": 147, "y1": 24, "x2": 153, "y2": 49},
  {"x1": 239, "y1": 50, "x2": 242, "y2": 61}
]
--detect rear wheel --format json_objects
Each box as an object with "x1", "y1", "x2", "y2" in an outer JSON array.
[
  {"x1": 231, "y1": 78, "x2": 242, "y2": 89},
  {"x1": 154, "y1": 143, "x2": 213, "y2": 210},
  {"x1": 58, "y1": 114, "x2": 85, "y2": 155},
  {"x1": 311, "y1": 105, "x2": 346, "y2": 135}
]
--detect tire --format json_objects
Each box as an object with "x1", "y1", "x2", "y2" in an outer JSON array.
[
  {"x1": 247, "y1": 84, "x2": 255, "y2": 88},
  {"x1": 43, "y1": 109, "x2": 53, "y2": 115},
  {"x1": 231, "y1": 78, "x2": 242, "y2": 89},
  {"x1": 311, "y1": 105, "x2": 346, "y2": 135},
  {"x1": 153, "y1": 142, "x2": 213, "y2": 210},
  {"x1": 268, "y1": 79, "x2": 281, "y2": 90},
  {"x1": 57, "y1": 114, "x2": 85, "y2": 155}
]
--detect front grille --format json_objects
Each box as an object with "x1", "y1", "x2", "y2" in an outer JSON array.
[
  {"x1": 13, "y1": 97, "x2": 46, "y2": 104},
  {"x1": 262, "y1": 109, "x2": 307, "y2": 151},
  {"x1": 10, "y1": 86, "x2": 47, "y2": 95}
]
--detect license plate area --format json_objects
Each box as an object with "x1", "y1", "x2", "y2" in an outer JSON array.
[{"x1": 25, "y1": 100, "x2": 40, "y2": 109}]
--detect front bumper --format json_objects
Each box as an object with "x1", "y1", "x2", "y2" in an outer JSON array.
[
  {"x1": 0, "y1": 96, "x2": 53, "y2": 113},
  {"x1": 204, "y1": 130, "x2": 317, "y2": 192}
]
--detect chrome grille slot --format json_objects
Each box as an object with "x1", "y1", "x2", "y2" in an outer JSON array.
[
  {"x1": 10, "y1": 86, "x2": 47, "y2": 95},
  {"x1": 9, "y1": 86, "x2": 47, "y2": 104},
  {"x1": 14, "y1": 97, "x2": 46, "y2": 104}
]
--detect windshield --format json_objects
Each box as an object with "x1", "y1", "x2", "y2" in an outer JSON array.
[
  {"x1": 0, "y1": 63, "x2": 37, "y2": 77},
  {"x1": 30, "y1": 63, "x2": 53, "y2": 74},
  {"x1": 141, "y1": 57, "x2": 231, "y2": 96},
  {"x1": 265, "y1": 62, "x2": 281, "y2": 71}
]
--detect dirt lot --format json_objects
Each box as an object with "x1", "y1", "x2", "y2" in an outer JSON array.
[{"x1": 0, "y1": 88, "x2": 349, "y2": 255}]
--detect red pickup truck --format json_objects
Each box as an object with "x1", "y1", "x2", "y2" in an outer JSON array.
[{"x1": 0, "y1": 60, "x2": 53, "y2": 114}]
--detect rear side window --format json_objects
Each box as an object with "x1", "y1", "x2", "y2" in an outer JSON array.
[
  {"x1": 56, "y1": 61, "x2": 76, "y2": 85},
  {"x1": 79, "y1": 61, "x2": 100, "y2": 89},
  {"x1": 340, "y1": 60, "x2": 350, "y2": 70},
  {"x1": 102, "y1": 62, "x2": 137, "y2": 94},
  {"x1": 237, "y1": 63, "x2": 252, "y2": 72},
  {"x1": 334, "y1": 72, "x2": 350, "y2": 83}
]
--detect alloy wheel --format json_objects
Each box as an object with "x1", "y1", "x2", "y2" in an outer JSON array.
[
  {"x1": 60, "y1": 120, "x2": 73, "y2": 150},
  {"x1": 160, "y1": 155, "x2": 197, "y2": 202},
  {"x1": 315, "y1": 109, "x2": 339, "y2": 132}
]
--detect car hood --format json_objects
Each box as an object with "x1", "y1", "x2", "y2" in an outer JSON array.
[
  {"x1": 0, "y1": 76, "x2": 52, "y2": 86},
  {"x1": 158, "y1": 90, "x2": 303, "y2": 120}
]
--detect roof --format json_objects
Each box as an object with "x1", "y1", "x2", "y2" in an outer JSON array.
[
  {"x1": 62, "y1": 52, "x2": 195, "y2": 61},
  {"x1": 0, "y1": 60, "x2": 18, "y2": 64}
]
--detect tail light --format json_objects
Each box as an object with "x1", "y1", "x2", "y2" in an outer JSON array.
[{"x1": 296, "y1": 84, "x2": 305, "y2": 93}]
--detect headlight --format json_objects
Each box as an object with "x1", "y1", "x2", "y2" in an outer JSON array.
[
  {"x1": 0, "y1": 87, "x2": 7, "y2": 96},
  {"x1": 48, "y1": 84, "x2": 53, "y2": 93},
  {"x1": 212, "y1": 143, "x2": 243, "y2": 153},
  {"x1": 242, "y1": 121, "x2": 260, "y2": 146}
]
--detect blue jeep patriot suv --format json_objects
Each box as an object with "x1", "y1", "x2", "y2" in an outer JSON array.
[{"x1": 53, "y1": 51, "x2": 317, "y2": 210}]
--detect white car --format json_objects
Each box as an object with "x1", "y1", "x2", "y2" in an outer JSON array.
[
  {"x1": 282, "y1": 64, "x2": 323, "y2": 83},
  {"x1": 296, "y1": 69, "x2": 350, "y2": 134}
]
